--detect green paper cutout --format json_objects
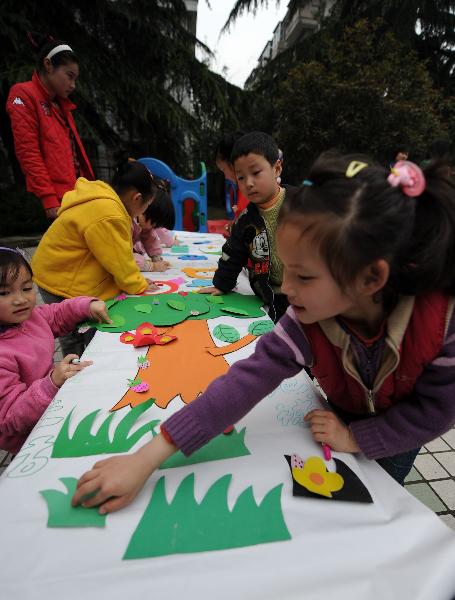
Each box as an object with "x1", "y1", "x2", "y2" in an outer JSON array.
[
  {"x1": 40, "y1": 478, "x2": 106, "y2": 528},
  {"x1": 105, "y1": 298, "x2": 119, "y2": 309},
  {"x1": 160, "y1": 428, "x2": 250, "y2": 469},
  {"x1": 171, "y1": 245, "x2": 189, "y2": 253},
  {"x1": 221, "y1": 306, "x2": 249, "y2": 316},
  {"x1": 123, "y1": 474, "x2": 290, "y2": 559},
  {"x1": 167, "y1": 299, "x2": 186, "y2": 311},
  {"x1": 100, "y1": 314, "x2": 126, "y2": 329},
  {"x1": 213, "y1": 324, "x2": 240, "y2": 343},
  {"x1": 85, "y1": 292, "x2": 265, "y2": 332},
  {"x1": 248, "y1": 320, "x2": 275, "y2": 336},
  {"x1": 135, "y1": 304, "x2": 153, "y2": 314},
  {"x1": 206, "y1": 295, "x2": 224, "y2": 304},
  {"x1": 51, "y1": 400, "x2": 159, "y2": 457}
]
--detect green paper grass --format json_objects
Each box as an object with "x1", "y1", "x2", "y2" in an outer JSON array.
[
  {"x1": 40, "y1": 478, "x2": 106, "y2": 528},
  {"x1": 52, "y1": 400, "x2": 159, "y2": 458},
  {"x1": 87, "y1": 292, "x2": 265, "y2": 332},
  {"x1": 213, "y1": 324, "x2": 240, "y2": 343},
  {"x1": 160, "y1": 428, "x2": 250, "y2": 469},
  {"x1": 124, "y1": 474, "x2": 290, "y2": 559}
]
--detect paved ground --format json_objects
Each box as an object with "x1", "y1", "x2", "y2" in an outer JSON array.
[{"x1": 0, "y1": 241, "x2": 454, "y2": 532}]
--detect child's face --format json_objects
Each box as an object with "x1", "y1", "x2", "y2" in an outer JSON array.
[
  {"x1": 278, "y1": 221, "x2": 356, "y2": 324},
  {"x1": 0, "y1": 265, "x2": 37, "y2": 326},
  {"x1": 234, "y1": 153, "x2": 281, "y2": 206}
]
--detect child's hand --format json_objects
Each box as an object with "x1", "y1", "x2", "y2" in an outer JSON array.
[
  {"x1": 51, "y1": 354, "x2": 93, "y2": 388},
  {"x1": 152, "y1": 260, "x2": 170, "y2": 272},
  {"x1": 172, "y1": 236, "x2": 180, "y2": 246},
  {"x1": 89, "y1": 300, "x2": 112, "y2": 324},
  {"x1": 197, "y1": 286, "x2": 224, "y2": 296},
  {"x1": 304, "y1": 410, "x2": 360, "y2": 453},
  {"x1": 144, "y1": 278, "x2": 159, "y2": 293},
  {"x1": 71, "y1": 434, "x2": 176, "y2": 514}
]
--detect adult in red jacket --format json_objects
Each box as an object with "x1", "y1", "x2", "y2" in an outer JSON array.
[{"x1": 6, "y1": 37, "x2": 94, "y2": 220}]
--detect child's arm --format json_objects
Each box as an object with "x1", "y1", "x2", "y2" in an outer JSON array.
[
  {"x1": 84, "y1": 218, "x2": 149, "y2": 295},
  {"x1": 139, "y1": 227, "x2": 164, "y2": 260},
  {"x1": 72, "y1": 310, "x2": 312, "y2": 512},
  {"x1": 212, "y1": 219, "x2": 250, "y2": 293},
  {"x1": 35, "y1": 297, "x2": 110, "y2": 338},
  {"x1": 156, "y1": 228, "x2": 175, "y2": 247}
]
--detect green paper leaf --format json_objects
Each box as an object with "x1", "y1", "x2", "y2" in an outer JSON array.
[
  {"x1": 248, "y1": 320, "x2": 275, "y2": 336},
  {"x1": 213, "y1": 324, "x2": 240, "y2": 343},
  {"x1": 171, "y1": 245, "x2": 189, "y2": 253},
  {"x1": 206, "y1": 295, "x2": 224, "y2": 304},
  {"x1": 221, "y1": 306, "x2": 249, "y2": 316},
  {"x1": 40, "y1": 478, "x2": 106, "y2": 528},
  {"x1": 100, "y1": 314, "x2": 126, "y2": 328},
  {"x1": 124, "y1": 474, "x2": 290, "y2": 559},
  {"x1": 105, "y1": 298, "x2": 119, "y2": 309},
  {"x1": 167, "y1": 299, "x2": 186, "y2": 311},
  {"x1": 135, "y1": 304, "x2": 153, "y2": 314}
]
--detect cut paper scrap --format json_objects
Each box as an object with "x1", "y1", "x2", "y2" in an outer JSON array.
[
  {"x1": 285, "y1": 454, "x2": 373, "y2": 503},
  {"x1": 200, "y1": 248, "x2": 222, "y2": 255},
  {"x1": 159, "y1": 427, "x2": 250, "y2": 469},
  {"x1": 182, "y1": 267, "x2": 216, "y2": 279},
  {"x1": 128, "y1": 377, "x2": 150, "y2": 393},
  {"x1": 178, "y1": 255, "x2": 208, "y2": 261},
  {"x1": 135, "y1": 303, "x2": 153, "y2": 314},
  {"x1": 186, "y1": 279, "x2": 213, "y2": 288},
  {"x1": 52, "y1": 400, "x2": 159, "y2": 457},
  {"x1": 123, "y1": 474, "x2": 290, "y2": 559},
  {"x1": 171, "y1": 245, "x2": 189, "y2": 253},
  {"x1": 88, "y1": 292, "x2": 265, "y2": 332},
  {"x1": 40, "y1": 478, "x2": 106, "y2": 528}
]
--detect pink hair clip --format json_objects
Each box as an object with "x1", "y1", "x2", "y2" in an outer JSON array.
[{"x1": 387, "y1": 161, "x2": 425, "y2": 197}]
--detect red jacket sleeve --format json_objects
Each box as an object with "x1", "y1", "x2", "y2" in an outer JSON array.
[{"x1": 6, "y1": 84, "x2": 59, "y2": 209}]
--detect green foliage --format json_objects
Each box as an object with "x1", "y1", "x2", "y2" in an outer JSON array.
[
  {"x1": 213, "y1": 324, "x2": 240, "y2": 343},
  {"x1": 160, "y1": 427, "x2": 251, "y2": 469},
  {"x1": 273, "y1": 20, "x2": 447, "y2": 180},
  {"x1": 40, "y1": 478, "x2": 106, "y2": 527},
  {"x1": 51, "y1": 400, "x2": 159, "y2": 457},
  {"x1": 124, "y1": 474, "x2": 291, "y2": 559},
  {"x1": 0, "y1": 188, "x2": 48, "y2": 235}
]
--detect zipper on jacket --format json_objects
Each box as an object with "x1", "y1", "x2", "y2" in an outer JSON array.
[{"x1": 366, "y1": 389, "x2": 376, "y2": 414}]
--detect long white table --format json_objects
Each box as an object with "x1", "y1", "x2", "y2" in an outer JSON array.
[{"x1": 1, "y1": 232, "x2": 455, "y2": 600}]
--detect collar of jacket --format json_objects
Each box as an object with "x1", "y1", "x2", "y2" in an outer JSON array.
[{"x1": 32, "y1": 71, "x2": 76, "y2": 113}]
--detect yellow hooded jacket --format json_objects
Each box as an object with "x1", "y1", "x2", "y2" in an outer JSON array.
[{"x1": 32, "y1": 178, "x2": 148, "y2": 299}]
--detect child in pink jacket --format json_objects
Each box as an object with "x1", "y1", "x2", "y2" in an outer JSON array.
[
  {"x1": 0, "y1": 248, "x2": 110, "y2": 454},
  {"x1": 132, "y1": 182, "x2": 177, "y2": 272}
]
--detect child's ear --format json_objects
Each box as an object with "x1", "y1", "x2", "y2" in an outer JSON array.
[
  {"x1": 274, "y1": 159, "x2": 282, "y2": 178},
  {"x1": 357, "y1": 259, "x2": 389, "y2": 297}
]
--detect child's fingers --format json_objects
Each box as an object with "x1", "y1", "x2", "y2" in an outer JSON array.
[
  {"x1": 304, "y1": 409, "x2": 330, "y2": 421},
  {"x1": 61, "y1": 354, "x2": 80, "y2": 364},
  {"x1": 72, "y1": 473, "x2": 101, "y2": 506},
  {"x1": 81, "y1": 488, "x2": 113, "y2": 509},
  {"x1": 99, "y1": 494, "x2": 134, "y2": 514}
]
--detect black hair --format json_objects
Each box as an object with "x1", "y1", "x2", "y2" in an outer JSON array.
[
  {"x1": 0, "y1": 249, "x2": 33, "y2": 288},
  {"x1": 279, "y1": 153, "x2": 455, "y2": 303},
  {"x1": 428, "y1": 139, "x2": 451, "y2": 161},
  {"x1": 231, "y1": 131, "x2": 280, "y2": 166},
  {"x1": 28, "y1": 32, "x2": 78, "y2": 74},
  {"x1": 394, "y1": 144, "x2": 409, "y2": 156},
  {"x1": 215, "y1": 130, "x2": 247, "y2": 164},
  {"x1": 111, "y1": 157, "x2": 158, "y2": 204},
  {"x1": 142, "y1": 179, "x2": 175, "y2": 229}
]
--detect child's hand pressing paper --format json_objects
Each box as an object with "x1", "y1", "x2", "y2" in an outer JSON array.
[
  {"x1": 51, "y1": 354, "x2": 93, "y2": 388},
  {"x1": 89, "y1": 299, "x2": 112, "y2": 324},
  {"x1": 197, "y1": 286, "x2": 224, "y2": 296}
]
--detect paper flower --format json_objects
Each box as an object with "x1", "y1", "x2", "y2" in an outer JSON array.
[{"x1": 291, "y1": 455, "x2": 344, "y2": 498}]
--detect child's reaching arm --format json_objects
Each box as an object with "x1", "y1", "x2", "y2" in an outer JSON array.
[
  {"x1": 35, "y1": 297, "x2": 111, "y2": 338},
  {"x1": 73, "y1": 309, "x2": 312, "y2": 513}
]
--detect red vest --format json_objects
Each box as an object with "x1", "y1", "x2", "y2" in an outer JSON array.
[
  {"x1": 303, "y1": 293, "x2": 450, "y2": 415},
  {"x1": 6, "y1": 72, "x2": 94, "y2": 209}
]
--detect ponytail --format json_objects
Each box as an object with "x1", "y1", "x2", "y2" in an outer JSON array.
[{"x1": 111, "y1": 155, "x2": 158, "y2": 203}]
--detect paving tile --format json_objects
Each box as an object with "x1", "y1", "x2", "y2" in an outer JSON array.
[
  {"x1": 441, "y1": 428, "x2": 455, "y2": 450},
  {"x1": 424, "y1": 438, "x2": 451, "y2": 452},
  {"x1": 414, "y1": 454, "x2": 449, "y2": 480},
  {"x1": 430, "y1": 480, "x2": 455, "y2": 510},
  {"x1": 418, "y1": 447, "x2": 428, "y2": 454},
  {"x1": 434, "y1": 452, "x2": 455, "y2": 477},
  {"x1": 439, "y1": 514, "x2": 455, "y2": 531},
  {"x1": 405, "y1": 482, "x2": 447, "y2": 512},
  {"x1": 404, "y1": 466, "x2": 423, "y2": 483}
]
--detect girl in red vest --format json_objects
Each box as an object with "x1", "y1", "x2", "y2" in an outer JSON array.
[
  {"x1": 73, "y1": 155, "x2": 455, "y2": 514},
  {"x1": 7, "y1": 35, "x2": 94, "y2": 220}
]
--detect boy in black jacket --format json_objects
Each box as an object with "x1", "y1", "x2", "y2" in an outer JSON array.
[{"x1": 201, "y1": 131, "x2": 291, "y2": 322}]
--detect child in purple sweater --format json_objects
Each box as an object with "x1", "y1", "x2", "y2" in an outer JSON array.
[
  {"x1": 73, "y1": 155, "x2": 455, "y2": 513},
  {"x1": 0, "y1": 248, "x2": 110, "y2": 454}
]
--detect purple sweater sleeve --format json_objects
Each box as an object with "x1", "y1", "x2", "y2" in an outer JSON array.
[
  {"x1": 35, "y1": 296, "x2": 95, "y2": 338},
  {"x1": 351, "y1": 309, "x2": 455, "y2": 459},
  {"x1": 162, "y1": 311, "x2": 311, "y2": 455}
]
